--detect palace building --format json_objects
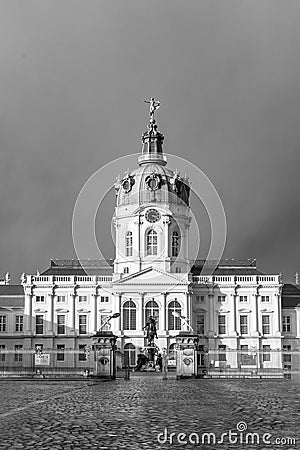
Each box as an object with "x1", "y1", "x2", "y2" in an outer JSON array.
[{"x1": 0, "y1": 100, "x2": 295, "y2": 377}]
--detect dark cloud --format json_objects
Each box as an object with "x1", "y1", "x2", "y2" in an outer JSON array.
[{"x1": 0, "y1": 0, "x2": 300, "y2": 282}]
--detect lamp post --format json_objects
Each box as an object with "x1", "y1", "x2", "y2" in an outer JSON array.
[{"x1": 99, "y1": 312, "x2": 121, "y2": 332}]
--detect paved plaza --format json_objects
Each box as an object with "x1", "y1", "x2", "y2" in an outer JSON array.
[{"x1": 0, "y1": 376, "x2": 299, "y2": 449}]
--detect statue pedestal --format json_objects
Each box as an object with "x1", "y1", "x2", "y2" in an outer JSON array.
[
  {"x1": 175, "y1": 332, "x2": 199, "y2": 379},
  {"x1": 91, "y1": 331, "x2": 117, "y2": 380}
]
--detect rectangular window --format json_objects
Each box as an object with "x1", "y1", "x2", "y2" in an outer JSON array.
[
  {"x1": 79, "y1": 315, "x2": 87, "y2": 334},
  {"x1": 239, "y1": 296, "x2": 248, "y2": 302},
  {"x1": 217, "y1": 295, "x2": 226, "y2": 303},
  {"x1": 240, "y1": 345, "x2": 249, "y2": 352},
  {"x1": 78, "y1": 296, "x2": 87, "y2": 302},
  {"x1": 283, "y1": 345, "x2": 292, "y2": 363},
  {"x1": 196, "y1": 295, "x2": 205, "y2": 302},
  {"x1": 79, "y1": 344, "x2": 87, "y2": 361},
  {"x1": 0, "y1": 316, "x2": 6, "y2": 332},
  {"x1": 36, "y1": 296, "x2": 45, "y2": 302},
  {"x1": 35, "y1": 315, "x2": 44, "y2": 335},
  {"x1": 282, "y1": 316, "x2": 291, "y2": 333},
  {"x1": 283, "y1": 353, "x2": 292, "y2": 363},
  {"x1": 240, "y1": 345, "x2": 249, "y2": 364},
  {"x1": 240, "y1": 315, "x2": 248, "y2": 335},
  {"x1": 218, "y1": 315, "x2": 226, "y2": 335},
  {"x1": 0, "y1": 345, "x2": 5, "y2": 362},
  {"x1": 57, "y1": 344, "x2": 65, "y2": 361},
  {"x1": 262, "y1": 345, "x2": 271, "y2": 361},
  {"x1": 15, "y1": 315, "x2": 23, "y2": 332},
  {"x1": 218, "y1": 345, "x2": 226, "y2": 361},
  {"x1": 15, "y1": 345, "x2": 23, "y2": 362},
  {"x1": 100, "y1": 296, "x2": 109, "y2": 303},
  {"x1": 262, "y1": 315, "x2": 270, "y2": 335},
  {"x1": 57, "y1": 315, "x2": 65, "y2": 335},
  {"x1": 126, "y1": 232, "x2": 133, "y2": 257},
  {"x1": 261, "y1": 296, "x2": 270, "y2": 302},
  {"x1": 57, "y1": 296, "x2": 66, "y2": 302},
  {"x1": 196, "y1": 314, "x2": 205, "y2": 334}
]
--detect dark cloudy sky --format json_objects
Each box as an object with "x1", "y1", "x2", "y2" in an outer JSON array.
[{"x1": 1, "y1": 0, "x2": 300, "y2": 282}]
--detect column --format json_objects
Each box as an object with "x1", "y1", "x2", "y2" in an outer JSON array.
[
  {"x1": 163, "y1": 217, "x2": 170, "y2": 258},
  {"x1": 118, "y1": 294, "x2": 122, "y2": 330},
  {"x1": 47, "y1": 292, "x2": 54, "y2": 334},
  {"x1": 296, "y1": 308, "x2": 300, "y2": 338},
  {"x1": 186, "y1": 292, "x2": 192, "y2": 331},
  {"x1": 208, "y1": 292, "x2": 214, "y2": 335},
  {"x1": 93, "y1": 293, "x2": 98, "y2": 333},
  {"x1": 70, "y1": 293, "x2": 76, "y2": 334},
  {"x1": 276, "y1": 292, "x2": 282, "y2": 335},
  {"x1": 139, "y1": 292, "x2": 145, "y2": 331},
  {"x1": 25, "y1": 292, "x2": 33, "y2": 335},
  {"x1": 230, "y1": 293, "x2": 237, "y2": 335},
  {"x1": 161, "y1": 292, "x2": 167, "y2": 331},
  {"x1": 253, "y1": 293, "x2": 260, "y2": 336}
]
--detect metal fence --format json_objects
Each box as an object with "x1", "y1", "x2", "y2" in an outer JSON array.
[{"x1": 0, "y1": 348, "x2": 297, "y2": 379}]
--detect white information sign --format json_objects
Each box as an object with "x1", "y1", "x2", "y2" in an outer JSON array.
[{"x1": 35, "y1": 354, "x2": 50, "y2": 366}]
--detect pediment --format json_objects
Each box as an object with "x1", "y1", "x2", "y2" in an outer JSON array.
[
  {"x1": 218, "y1": 307, "x2": 230, "y2": 313},
  {"x1": 260, "y1": 307, "x2": 274, "y2": 313},
  {"x1": 238, "y1": 308, "x2": 252, "y2": 313},
  {"x1": 77, "y1": 308, "x2": 91, "y2": 313},
  {"x1": 55, "y1": 308, "x2": 69, "y2": 313},
  {"x1": 115, "y1": 267, "x2": 189, "y2": 286},
  {"x1": 99, "y1": 308, "x2": 112, "y2": 313},
  {"x1": 34, "y1": 308, "x2": 48, "y2": 313}
]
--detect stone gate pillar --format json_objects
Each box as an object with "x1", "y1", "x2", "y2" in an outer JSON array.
[
  {"x1": 175, "y1": 331, "x2": 200, "y2": 379},
  {"x1": 91, "y1": 331, "x2": 118, "y2": 380}
]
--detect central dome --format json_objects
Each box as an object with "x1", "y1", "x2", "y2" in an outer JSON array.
[
  {"x1": 117, "y1": 162, "x2": 178, "y2": 207},
  {"x1": 114, "y1": 99, "x2": 190, "y2": 208}
]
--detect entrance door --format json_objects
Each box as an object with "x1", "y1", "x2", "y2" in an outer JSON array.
[{"x1": 124, "y1": 343, "x2": 136, "y2": 367}]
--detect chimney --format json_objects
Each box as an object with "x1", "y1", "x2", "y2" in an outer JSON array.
[{"x1": 295, "y1": 272, "x2": 299, "y2": 285}]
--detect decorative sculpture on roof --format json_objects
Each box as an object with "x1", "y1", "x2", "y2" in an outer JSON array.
[
  {"x1": 144, "y1": 97, "x2": 160, "y2": 121},
  {"x1": 170, "y1": 171, "x2": 191, "y2": 206}
]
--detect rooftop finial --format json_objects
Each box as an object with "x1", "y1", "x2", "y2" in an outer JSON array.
[{"x1": 144, "y1": 97, "x2": 160, "y2": 123}]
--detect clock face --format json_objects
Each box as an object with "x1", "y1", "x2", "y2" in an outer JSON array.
[{"x1": 145, "y1": 208, "x2": 160, "y2": 223}]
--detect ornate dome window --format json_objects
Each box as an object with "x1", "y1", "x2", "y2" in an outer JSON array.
[
  {"x1": 145, "y1": 173, "x2": 161, "y2": 191},
  {"x1": 122, "y1": 175, "x2": 135, "y2": 194}
]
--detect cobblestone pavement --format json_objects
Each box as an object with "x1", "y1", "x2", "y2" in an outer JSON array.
[{"x1": 0, "y1": 377, "x2": 299, "y2": 449}]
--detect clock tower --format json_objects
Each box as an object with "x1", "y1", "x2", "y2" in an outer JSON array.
[{"x1": 113, "y1": 99, "x2": 191, "y2": 278}]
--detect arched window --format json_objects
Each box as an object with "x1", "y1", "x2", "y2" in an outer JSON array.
[
  {"x1": 126, "y1": 231, "x2": 133, "y2": 257},
  {"x1": 168, "y1": 300, "x2": 181, "y2": 330},
  {"x1": 124, "y1": 343, "x2": 136, "y2": 367},
  {"x1": 146, "y1": 229, "x2": 157, "y2": 255},
  {"x1": 145, "y1": 300, "x2": 159, "y2": 325},
  {"x1": 172, "y1": 231, "x2": 180, "y2": 257},
  {"x1": 123, "y1": 267, "x2": 129, "y2": 274},
  {"x1": 122, "y1": 300, "x2": 136, "y2": 330}
]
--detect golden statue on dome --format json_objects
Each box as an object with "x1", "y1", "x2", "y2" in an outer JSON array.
[{"x1": 144, "y1": 97, "x2": 160, "y2": 121}]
